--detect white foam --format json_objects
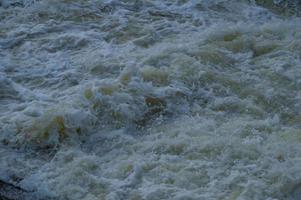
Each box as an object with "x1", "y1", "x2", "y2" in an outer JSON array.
[{"x1": 1, "y1": 0, "x2": 301, "y2": 199}]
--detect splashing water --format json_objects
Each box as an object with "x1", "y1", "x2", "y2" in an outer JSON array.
[{"x1": 0, "y1": 0, "x2": 301, "y2": 199}]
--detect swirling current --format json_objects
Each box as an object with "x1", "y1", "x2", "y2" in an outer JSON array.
[{"x1": 0, "y1": 0, "x2": 301, "y2": 199}]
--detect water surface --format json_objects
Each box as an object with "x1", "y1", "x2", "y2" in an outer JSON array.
[{"x1": 0, "y1": 0, "x2": 301, "y2": 199}]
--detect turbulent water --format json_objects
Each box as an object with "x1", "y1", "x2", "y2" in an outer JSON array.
[{"x1": 0, "y1": 0, "x2": 301, "y2": 199}]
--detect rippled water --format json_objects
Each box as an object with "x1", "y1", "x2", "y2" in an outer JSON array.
[{"x1": 0, "y1": 0, "x2": 301, "y2": 199}]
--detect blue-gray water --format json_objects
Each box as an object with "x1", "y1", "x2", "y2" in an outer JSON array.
[{"x1": 0, "y1": 0, "x2": 301, "y2": 199}]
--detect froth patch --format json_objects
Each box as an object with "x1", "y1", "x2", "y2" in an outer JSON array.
[{"x1": 19, "y1": 106, "x2": 95, "y2": 148}]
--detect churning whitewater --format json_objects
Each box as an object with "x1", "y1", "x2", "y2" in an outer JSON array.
[{"x1": 0, "y1": 0, "x2": 301, "y2": 199}]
